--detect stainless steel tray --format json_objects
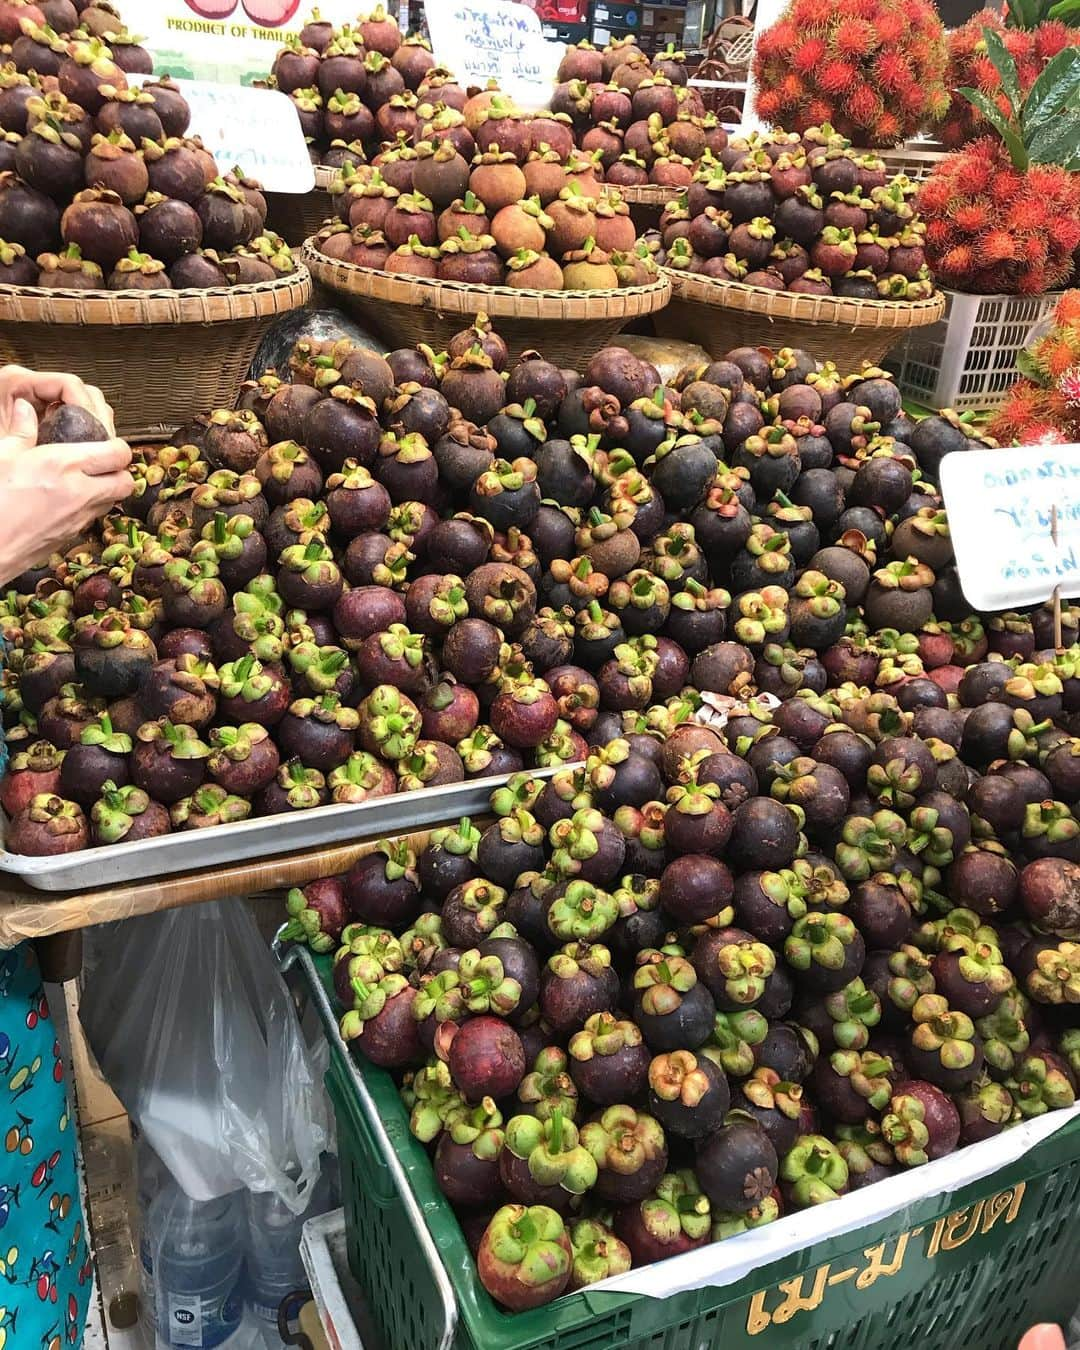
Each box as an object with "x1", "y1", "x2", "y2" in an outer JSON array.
[{"x1": 0, "y1": 765, "x2": 568, "y2": 894}]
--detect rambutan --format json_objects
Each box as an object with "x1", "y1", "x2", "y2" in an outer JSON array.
[
  {"x1": 1005, "y1": 195, "x2": 1052, "y2": 233},
  {"x1": 793, "y1": 37, "x2": 827, "y2": 72},
  {"x1": 945, "y1": 11, "x2": 1080, "y2": 147},
  {"x1": 1058, "y1": 291, "x2": 1080, "y2": 325},
  {"x1": 752, "y1": 0, "x2": 948, "y2": 145},
  {"x1": 874, "y1": 111, "x2": 903, "y2": 143},
  {"x1": 780, "y1": 73, "x2": 806, "y2": 102},
  {"x1": 847, "y1": 83, "x2": 883, "y2": 126},
  {"x1": 874, "y1": 50, "x2": 913, "y2": 91},
  {"x1": 834, "y1": 17, "x2": 877, "y2": 53},
  {"x1": 953, "y1": 203, "x2": 991, "y2": 233},
  {"x1": 975, "y1": 229, "x2": 1020, "y2": 266},
  {"x1": 818, "y1": 60, "x2": 858, "y2": 94},
  {"x1": 1034, "y1": 20, "x2": 1078, "y2": 60}
]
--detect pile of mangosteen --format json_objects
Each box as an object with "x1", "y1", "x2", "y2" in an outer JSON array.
[
  {"x1": 654, "y1": 123, "x2": 934, "y2": 303},
  {"x1": 315, "y1": 100, "x2": 659, "y2": 290},
  {"x1": 0, "y1": 0, "x2": 296, "y2": 289},
  {"x1": 287, "y1": 686, "x2": 1080, "y2": 1311}
]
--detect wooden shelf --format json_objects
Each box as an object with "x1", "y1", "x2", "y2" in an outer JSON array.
[{"x1": 0, "y1": 827, "x2": 450, "y2": 947}]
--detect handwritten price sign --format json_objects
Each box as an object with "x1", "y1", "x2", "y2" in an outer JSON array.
[
  {"x1": 940, "y1": 441, "x2": 1080, "y2": 612},
  {"x1": 424, "y1": 0, "x2": 564, "y2": 110}
]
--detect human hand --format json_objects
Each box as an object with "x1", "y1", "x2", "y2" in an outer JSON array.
[
  {"x1": 0, "y1": 399, "x2": 132, "y2": 586},
  {"x1": 1020, "y1": 1326, "x2": 1067, "y2": 1350},
  {"x1": 0, "y1": 364, "x2": 115, "y2": 437}
]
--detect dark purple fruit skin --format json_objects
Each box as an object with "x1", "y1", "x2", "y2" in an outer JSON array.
[
  {"x1": 633, "y1": 981, "x2": 716, "y2": 1053},
  {"x1": 648, "y1": 1055, "x2": 731, "y2": 1139},
  {"x1": 498, "y1": 1149, "x2": 573, "y2": 1214},
  {"x1": 695, "y1": 1118, "x2": 777, "y2": 1213},
  {"x1": 660, "y1": 854, "x2": 735, "y2": 924},
  {"x1": 593, "y1": 1143, "x2": 668, "y2": 1207},
  {"x1": 355, "y1": 987, "x2": 423, "y2": 1068},
  {"x1": 344, "y1": 853, "x2": 421, "y2": 927},
  {"x1": 571, "y1": 1040, "x2": 651, "y2": 1107},
  {"x1": 418, "y1": 841, "x2": 479, "y2": 901},
  {"x1": 614, "y1": 1202, "x2": 708, "y2": 1266},
  {"x1": 728, "y1": 797, "x2": 800, "y2": 871},
  {"x1": 435, "y1": 1135, "x2": 505, "y2": 1210},
  {"x1": 130, "y1": 742, "x2": 204, "y2": 805},
  {"x1": 449, "y1": 1015, "x2": 526, "y2": 1102},
  {"x1": 539, "y1": 963, "x2": 619, "y2": 1034},
  {"x1": 478, "y1": 937, "x2": 540, "y2": 1022},
  {"x1": 58, "y1": 743, "x2": 129, "y2": 807},
  {"x1": 849, "y1": 878, "x2": 914, "y2": 949},
  {"x1": 753, "y1": 1023, "x2": 817, "y2": 1082}
]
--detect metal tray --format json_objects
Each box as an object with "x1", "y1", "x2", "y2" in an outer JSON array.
[{"x1": 0, "y1": 765, "x2": 568, "y2": 894}]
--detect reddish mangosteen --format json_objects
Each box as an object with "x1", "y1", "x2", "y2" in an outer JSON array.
[
  {"x1": 0, "y1": 741, "x2": 64, "y2": 818},
  {"x1": 7, "y1": 793, "x2": 88, "y2": 856},
  {"x1": 89, "y1": 783, "x2": 170, "y2": 846},
  {"x1": 340, "y1": 976, "x2": 422, "y2": 1069}
]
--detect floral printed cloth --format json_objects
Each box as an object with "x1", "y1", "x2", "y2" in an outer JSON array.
[{"x1": 0, "y1": 944, "x2": 91, "y2": 1350}]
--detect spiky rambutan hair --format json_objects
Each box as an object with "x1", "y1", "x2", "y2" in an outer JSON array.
[
  {"x1": 941, "y1": 11, "x2": 1080, "y2": 148},
  {"x1": 919, "y1": 141, "x2": 1080, "y2": 295},
  {"x1": 751, "y1": 0, "x2": 949, "y2": 145}
]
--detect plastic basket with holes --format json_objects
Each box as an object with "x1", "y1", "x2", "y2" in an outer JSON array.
[
  {"x1": 877, "y1": 142, "x2": 947, "y2": 182},
  {"x1": 279, "y1": 938, "x2": 1080, "y2": 1350},
  {"x1": 891, "y1": 288, "x2": 1063, "y2": 414}
]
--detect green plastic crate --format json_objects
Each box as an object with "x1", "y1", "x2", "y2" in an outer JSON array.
[{"x1": 284, "y1": 944, "x2": 1080, "y2": 1350}]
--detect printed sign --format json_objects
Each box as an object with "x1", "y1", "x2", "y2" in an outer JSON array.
[
  {"x1": 130, "y1": 75, "x2": 314, "y2": 192},
  {"x1": 424, "y1": 0, "x2": 565, "y2": 110},
  {"x1": 940, "y1": 441, "x2": 1080, "y2": 612},
  {"x1": 136, "y1": 0, "x2": 358, "y2": 86}
]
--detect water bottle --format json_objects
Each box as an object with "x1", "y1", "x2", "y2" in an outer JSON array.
[
  {"x1": 244, "y1": 1165, "x2": 335, "y2": 1346},
  {"x1": 150, "y1": 1185, "x2": 245, "y2": 1350},
  {"x1": 135, "y1": 1131, "x2": 167, "y2": 1346}
]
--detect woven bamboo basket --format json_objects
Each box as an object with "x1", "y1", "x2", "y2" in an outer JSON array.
[
  {"x1": 265, "y1": 165, "x2": 338, "y2": 247},
  {"x1": 0, "y1": 269, "x2": 312, "y2": 437},
  {"x1": 615, "y1": 182, "x2": 682, "y2": 234},
  {"x1": 301, "y1": 241, "x2": 672, "y2": 370},
  {"x1": 655, "y1": 269, "x2": 945, "y2": 367}
]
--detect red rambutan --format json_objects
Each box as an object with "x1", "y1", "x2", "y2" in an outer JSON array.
[
  {"x1": 818, "y1": 59, "x2": 858, "y2": 94},
  {"x1": 756, "y1": 89, "x2": 785, "y2": 122},
  {"x1": 1034, "y1": 20, "x2": 1079, "y2": 59},
  {"x1": 874, "y1": 111, "x2": 903, "y2": 143},
  {"x1": 1060, "y1": 369, "x2": 1080, "y2": 407},
  {"x1": 834, "y1": 16, "x2": 877, "y2": 53},
  {"x1": 793, "y1": 37, "x2": 827, "y2": 72},
  {"x1": 969, "y1": 54, "x2": 1002, "y2": 90},
  {"x1": 874, "y1": 50, "x2": 913, "y2": 91},
  {"x1": 847, "y1": 83, "x2": 883, "y2": 127},
  {"x1": 975, "y1": 229, "x2": 1020, "y2": 266},
  {"x1": 1005, "y1": 194, "x2": 1052, "y2": 233},
  {"x1": 874, "y1": 10, "x2": 906, "y2": 43},
  {"x1": 780, "y1": 73, "x2": 806, "y2": 102},
  {"x1": 953, "y1": 202, "x2": 991, "y2": 233},
  {"x1": 1058, "y1": 291, "x2": 1080, "y2": 325},
  {"x1": 939, "y1": 244, "x2": 976, "y2": 276},
  {"x1": 791, "y1": 0, "x2": 834, "y2": 26}
]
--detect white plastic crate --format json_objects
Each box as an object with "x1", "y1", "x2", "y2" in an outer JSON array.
[
  {"x1": 878, "y1": 142, "x2": 946, "y2": 182},
  {"x1": 891, "y1": 288, "x2": 1062, "y2": 413}
]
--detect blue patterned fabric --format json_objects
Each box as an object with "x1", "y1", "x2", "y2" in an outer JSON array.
[{"x1": 0, "y1": 651, "x2": 92, "y2": 1349}]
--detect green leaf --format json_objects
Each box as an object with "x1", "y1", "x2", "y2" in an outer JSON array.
[
  {"x1": 983, "y1": 28, "x2": 1021, "y2": 115},
  {"x1": 958, "y1": 86, "x2": 1029, "y2": 169},
  {"x1": 1005, "y1": 0, "x2": 1039, "y2": 26},
  {"x1": 1016, "y1": 346, "x2": 1047, "y2": 386},
  {"x1": 1048, "y1": 0, "x2": 1080, "y2": 18},
  {"x1": 1023, "y1": 48, "x2": 1080, "y2": 165}
]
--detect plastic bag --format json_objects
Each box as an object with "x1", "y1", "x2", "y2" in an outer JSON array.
[{"x1": 80, "y1": 901, "x2": 330, "y2": 1212}]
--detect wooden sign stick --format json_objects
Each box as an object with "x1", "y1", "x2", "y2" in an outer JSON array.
[{"x1": 1051, "y1": 503, "x2": 1063, "y2": 652}]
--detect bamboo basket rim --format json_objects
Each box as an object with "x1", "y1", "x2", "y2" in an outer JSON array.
[
  {"x1": 0, "y1": 267, "x2": 312, "y2": 327},
  {"x1": 662, "y1": 267, "x2": 945, "y2": 331},
  {"x1": 302, "y1": 240, "x2": 672, "y2": 319},
  {"x1": 613, "y1": 183, "x2": 682, "y2": 206}
]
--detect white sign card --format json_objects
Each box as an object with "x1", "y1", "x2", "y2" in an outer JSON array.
[
  {"x1": 940, "y1": 442, "x2": 1080, "y2": 613},
  {"x1": 130, "y1": 75, "x2": 314, "y2": 193},
  {"x1": 136, "y1": 0, "x2": 359, "y2": 86},
  {"x1": 424, "y1": 0, "x2": 565, "y2": 111}
]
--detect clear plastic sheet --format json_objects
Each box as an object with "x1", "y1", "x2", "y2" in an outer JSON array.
[{"x1": 79, "y1": 900, "x2": 330, "y2": 1212}]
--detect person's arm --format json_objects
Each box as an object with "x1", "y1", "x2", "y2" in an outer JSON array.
[{"x1": 0, "y1": 397, "x2": 132, "y2": 586}]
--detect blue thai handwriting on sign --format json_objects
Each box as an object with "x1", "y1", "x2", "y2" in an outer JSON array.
[
  {"x1": 940, "y1": 442, "x2": 1080, "y2": 613},
  {"x1": 424, "y1": 0, "x2": 563, "y2": 108}
]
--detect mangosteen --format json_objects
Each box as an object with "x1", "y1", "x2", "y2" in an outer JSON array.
[{"x1": 695, "y1": 1118, "x2": 777, "y2": 1214}]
